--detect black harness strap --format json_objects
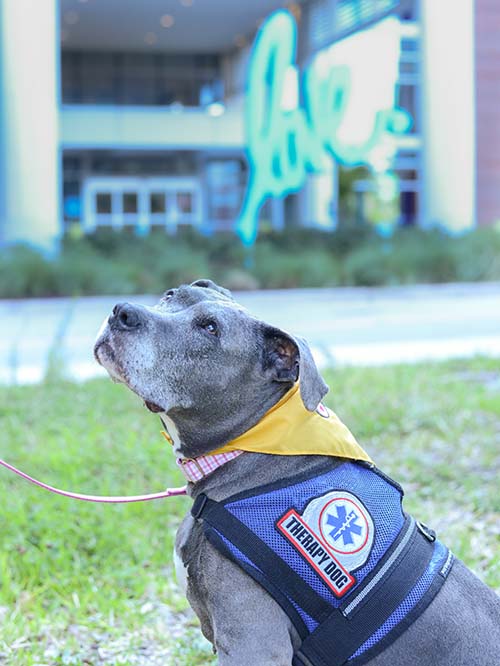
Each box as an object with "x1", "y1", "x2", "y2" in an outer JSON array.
[
  {"x1": 293, "y1": 526, "x2": 435, "y2": 666},
  {"x1": 346, "y1": 564, "x2": 451, "y2": 666},
  {"x1": 192, "y1": 493, "x2": 333, "y2": 624},
  {"x1": 340, "y1": 514, "x2": 415, "y2": 618}
]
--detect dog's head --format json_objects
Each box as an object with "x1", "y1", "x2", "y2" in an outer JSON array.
[{"x1": 94, "y1": 279, "x2": 327, "y2": 456}]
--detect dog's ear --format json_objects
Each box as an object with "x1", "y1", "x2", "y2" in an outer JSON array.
[
  {"x1": 191, "y1": 279, "x2": 234, "y2": 301},
  {"x1": 261, "y1": 325, "x2": 328, "y2": 411}
]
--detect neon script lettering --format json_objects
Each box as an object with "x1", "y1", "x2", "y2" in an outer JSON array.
[{"x1": 236, "y1": 11, "x2": 411, "y2": 245}]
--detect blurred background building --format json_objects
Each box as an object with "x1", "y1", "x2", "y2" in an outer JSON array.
[{"x1": 0, "y1": 0, "x2": 496, "y2": 252}]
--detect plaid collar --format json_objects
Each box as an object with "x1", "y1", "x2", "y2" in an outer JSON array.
[{"x1": 176, "y1": 449, "x2": 244, "y2": 483}]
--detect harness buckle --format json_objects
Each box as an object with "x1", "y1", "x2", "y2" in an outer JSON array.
[
  {"x1": 191, "y1": 493, "x2": 208, "y2": 520},
  {"x1": 416, "y1": 520, "x2": 436, "y2": 542}
]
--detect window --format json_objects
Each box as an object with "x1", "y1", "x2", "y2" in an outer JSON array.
[
  {"x1": 83, "y1": 177, "x2": 202, "y2": 232},
  {"x1": 177, "y1": 192, "x2": 193, "y2": 215},
  {"x1": 205, "y1": 160, "x2": 245, "y2": 227},
  {"x1": 308, "y1": 0, "x2": 401, "y2": 49},
  {"x1": 150, "y1": 192, "x2": 166, "y2": 214},
  {"x1": 398, "y1": 85, "x2": 418, "y2": 131},
  {"x1": 96, "y1": 193, "x2": 112, "y2": 214},
  {"x1": 61, "y1": 51, "x2": 223, "y2": 107},
  {"x1": 123, "y1": 192, "x2": 138, "y2": 214}
]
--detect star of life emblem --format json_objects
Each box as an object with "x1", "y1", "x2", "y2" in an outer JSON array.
[
  {"x1": 306, "y1": 491, "x2": 374, "y2": 570},
  {"x1": 277, "y1": 490, "x2": 374, "y2": 596}
]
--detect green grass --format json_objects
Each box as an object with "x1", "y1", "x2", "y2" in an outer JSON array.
[{"x1": 1, "y1": 359, "x2": 499, "y2": 664}]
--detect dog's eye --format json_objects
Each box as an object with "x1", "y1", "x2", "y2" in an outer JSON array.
[
  {"x1": 202, "y1": 320, "x2": 218, "y2": 336},
  {"x1": 163, "y1": 290, "x2": 175, "y2": 301}
]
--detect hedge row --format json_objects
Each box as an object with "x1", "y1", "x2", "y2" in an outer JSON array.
[{"x1": 1, "y1": 225, "x2": 500, "y2": 298}]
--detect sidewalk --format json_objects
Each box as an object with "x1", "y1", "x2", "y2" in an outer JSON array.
[{"x1": 1, "y1": 282, "x2": 500, "y2": 384}]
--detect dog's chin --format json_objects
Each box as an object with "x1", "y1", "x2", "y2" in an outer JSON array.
[
  {"x1": 94, "y1": 340, "x2": 128, "y2": 384},
  {"x1": 95, "y1": 338, "x2": 165, "y2": 413}
]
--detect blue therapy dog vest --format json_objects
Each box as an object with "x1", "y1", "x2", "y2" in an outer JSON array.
[{"x1": 192, "y1": 461, "x2": 454, "y2": 666}]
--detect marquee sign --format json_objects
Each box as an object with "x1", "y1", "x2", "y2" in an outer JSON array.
[{"x1": 235, "y1": 10, "x2": 412, "y2": 246}]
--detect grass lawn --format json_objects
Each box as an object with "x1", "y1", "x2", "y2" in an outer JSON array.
[{"x1": 1, "y1": 358, "x2": 499, "y2": 665}]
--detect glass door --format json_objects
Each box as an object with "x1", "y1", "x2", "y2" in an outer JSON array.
[{"x1": 82, "y1": 177, "x2": 203, "y2": 233}]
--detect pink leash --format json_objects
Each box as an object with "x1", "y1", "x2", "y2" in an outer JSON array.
[{"x1": 0, "y1": 457, "x2": 187, "y2": 503}]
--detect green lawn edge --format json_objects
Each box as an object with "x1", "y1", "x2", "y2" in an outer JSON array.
[{"x1": 1, "y1": 358, "x2": 499, "y2": 665}]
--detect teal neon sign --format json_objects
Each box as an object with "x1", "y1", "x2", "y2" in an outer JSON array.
[{"x1": 235, "y1": 10, "x2": 412, "y2": 246}]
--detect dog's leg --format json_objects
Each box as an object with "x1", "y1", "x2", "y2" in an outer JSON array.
[
  {"x1": 183, "y1": 531, "x2": 297, "y2": 666},
  {"x1": 212, "y1": 587, "x2": 295, "y2": 666},
  {"x1": 207, "y1": 562, "x2": 296, "y2": 666}
]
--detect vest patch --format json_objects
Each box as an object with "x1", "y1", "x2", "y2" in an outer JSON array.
[
  {"x1": 278, "y1": 489, "x2": 375, "y2": 589},
  {"x1": 277, "y1": 509, "x2": 356, "y2": 597}
]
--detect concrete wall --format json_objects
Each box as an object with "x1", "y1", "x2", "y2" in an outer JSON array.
[
  {"x1": 60, "y1": 104, "x2": 245, "y2": 150},
  {"x1": 475, "y1": 0, "x2": 500, "y2": 226},
  {"x1": 0, "y1": 9, "x2": 5, "y2": 236},
  {"x1": 420, "y1": 0, "x2": 476, "y2": 232},
  {"x1": 0, "y1": 0, "x2": 60, "y2": 252}
]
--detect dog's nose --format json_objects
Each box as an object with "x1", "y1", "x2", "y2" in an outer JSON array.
[{"x1": 110, "y1": 302, "x2": 142, "y2": 331}]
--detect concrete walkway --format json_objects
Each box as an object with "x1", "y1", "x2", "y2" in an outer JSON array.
[{"x1": 1, "y1": 282, "x2": 500, "y2": 384}]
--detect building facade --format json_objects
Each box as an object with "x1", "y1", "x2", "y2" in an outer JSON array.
[{"x1": 0, "y1": 0, "x2": 494, "y2": 252}]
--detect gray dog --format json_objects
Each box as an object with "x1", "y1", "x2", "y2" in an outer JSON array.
[{"x1": 94, "y1": 280, "x2": 500, "y2": 666}]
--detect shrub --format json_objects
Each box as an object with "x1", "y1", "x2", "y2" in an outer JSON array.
[
  {"x1": 0, "y1": 245, "x2": 58, "y2": 298},
  {"x1": 1, "y1": 225, "x2": 499, "y2": 298},
  {"x1": 451, "y1": 228, "x2": 500, "y2": 282},
  {"x1": 378, "y1": 229, "x2": 459, "y2": 284},
  {"x1": 253, "y1": 243, "x2": 341, "y2": 289},
  {"x1": 342, "y1": 243, "x2": 394, "y2": 286},
  {"x1": 56, "y1": 244, "x2": 135, "y2": 295}
]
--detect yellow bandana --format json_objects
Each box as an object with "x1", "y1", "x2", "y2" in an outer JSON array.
[{"x1": 212, "y1": 384, "x2": 372, "y2": 463}]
